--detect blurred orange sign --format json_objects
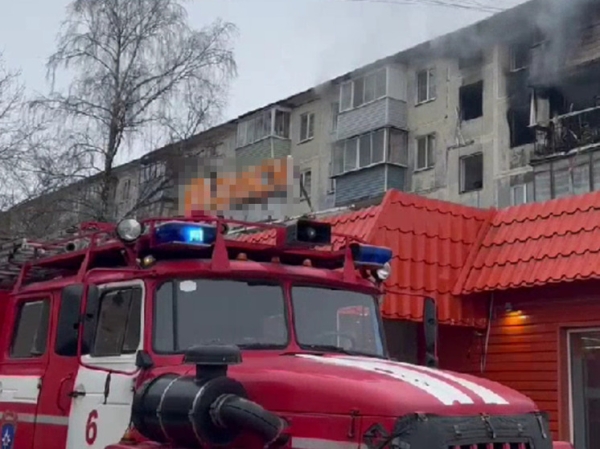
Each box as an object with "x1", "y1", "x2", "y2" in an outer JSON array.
[{"x1": 183, "y1": 157, "x2": 293, "y2": 215}]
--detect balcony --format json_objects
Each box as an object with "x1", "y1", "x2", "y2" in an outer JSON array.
[
  {"x1": 534, "y1": 106, "x2": 600, "y2": 160},
  {"x1": 235, "y1": 107, "x2": 291, "y2": 167},
  {"x1": 336, "y1": 97, "x2": 407, "y2": 141}
]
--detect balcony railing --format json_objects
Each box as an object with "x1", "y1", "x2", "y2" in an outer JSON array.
[{"x1": 534, "y1": 106, "x2": 600, "y2": 158}]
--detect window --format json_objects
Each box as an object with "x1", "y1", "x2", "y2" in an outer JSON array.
[
  {"x1": 119, "y1": 178, "x2": 132, "y2": 202},
  {"x1": 339, "y1": 68, "x2": 387, "y2": 112},
  {"x1": 92, "y1": 287, "x2": 142, "y2": 357},
  {"x1": 510, "y1": 182, "x2": 534, "y2": 206},
  {"x1": 153, "y1": 279, "x2": 287, "y2": 353},
  {"x1": 459, "y1": 81, "x2": 483, "y2": 121},
  {"x1": 416, "y1": 134, "x2": 435, "y2": 170},
  {"x1": 331, "y1": 102, "x2": 339, "y2": 132},
  {"x1": 460, "y1": 153, "x2": 483, "y2": 193},
  {"x1": 509, "y1": 42, "x2": 530, "y2": 71},
  {"x1": 11, "y1": 300, "x2": 50, "y2": 358},
  {"x1": 274, "y1": 109, "x2": 290, "y2": 138},
  {"x1": 300, "y1": 170, "x2": 312, "y2": 199},
  {"x1": 328, "y1": 162, "x2": 336, "y2": 193},
  {"x1": 299, "y1": 112, "x2": 315, "y2": 142},
  {"x1": 416, "y1": 68, "x2": 436, "y2": 104},
  {"x1": 333, "y1": 129, "x2": 387, "y2": 175},
  {"x1": 292, "y1": 286, "x2": 384, "y2": 357},
  {"x1": 508, "y1": 107, "x2": 536, "y2": 148},
  {"x1": 237, "y1": 109, "x2": 290, "y2": 147}
]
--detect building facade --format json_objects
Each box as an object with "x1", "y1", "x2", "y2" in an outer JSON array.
[{"x1": 3, "y1": 0, "x2": 600, "y2": 230}]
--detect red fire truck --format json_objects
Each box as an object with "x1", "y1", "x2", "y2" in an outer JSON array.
[{"x1": 0, "y1": 214, "x2": 567, "y2": 449}]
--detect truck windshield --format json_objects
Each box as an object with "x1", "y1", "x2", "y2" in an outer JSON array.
[
  {"x1": 292, "y1": 286, "x2": 385, "y2": 357},
  {"x1": 153, "y1": 279, "x2": 288, "y2": 352}
]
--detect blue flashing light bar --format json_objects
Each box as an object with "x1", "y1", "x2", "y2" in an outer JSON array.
[
  {"x1": 350, "y1": 244, "x2": 393, "y2": 267},
  {"x1": 154, "y1": 222, "x2": 218, "y2": 246}
]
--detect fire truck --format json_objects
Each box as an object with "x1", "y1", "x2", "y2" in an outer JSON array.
[{"x1": 0, "y1": 213, "x2": 568, "y2": 449}]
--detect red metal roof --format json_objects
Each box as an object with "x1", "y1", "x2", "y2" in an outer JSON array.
[
  {"x1": 233, "y1": 189, "x2": 600, "y2": 324},
  {"x1": 374, "y1": 191, "x2": 490, "y2": 326},
  {"x1": 455, "y1": 190, "x2": 600, "y2": 294},
  {"x1": 234, "y1": 190, "x2": 490, "y2": 326}
]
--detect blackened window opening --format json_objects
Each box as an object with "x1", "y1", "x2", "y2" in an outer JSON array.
[
  {"x1": 460, "y1": 153, "x2": 484, "y2": 193},
  {"x1": 508, "y1": 107, "x2": 536, "y2": 148},
  {"x1": 153, "y1": 279, "x2": 288, "y2": 353},
  {"x1": 460, "y1": 81, "x2": 484, "y2": 121}
]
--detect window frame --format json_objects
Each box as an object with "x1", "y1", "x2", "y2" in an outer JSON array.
[
  {"x1": 236, "y1": 108, "x2": 291, "y2": 148},
  {"x1": 10, "y1": 298, "x2": 51, "y2": 359},
  {"x1": 300, "y1": 169, "x2": 312, "y2": 200},
  {"x1": 332, "y1": 128, "x2": 408, "y2": 177},
  {"x1": 416, "y1": 68, "x2": 436, "y2": 104},
  {"x1": 339, "y1": 68, "x2": 388, "y2": 113},
  {"x1": 510, "y1": 181, "x2": 534, "y2": 206},
  {"x1": 152, "y1": 278, "x2": 290, "y2": 354},
  {"x1": 509, "y1": 43, "x2": 530, "y2": 72},
  {"x1": 459, "y1": 153, "x2": 484, "y2": 194},
  {"x1": 299, "y1": 112, "x2": 315, "y2": 142},
  {"x1": 331, "y1": 102, "x2": 340, "y2": 132},
  {"x1": 84, "y1": 281, "x2": 145, "y2": 361},
  {"x1": 415, "y1": 134, "x2": 436, "y2": 171}
]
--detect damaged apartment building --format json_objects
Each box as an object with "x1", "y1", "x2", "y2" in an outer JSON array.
[
  {"x1": 513, "y1": 0, "x2": 600, "y2": 202},
  {"x1": 3, "y1": 0, "x2": 600, "y2": 230}
]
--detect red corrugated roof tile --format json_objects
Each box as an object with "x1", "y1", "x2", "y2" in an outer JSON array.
[
  {"x1": 456, "y1": 190, "x2": 600, "y2": 294},
  {"x1": 375, "y1": 191, "x2": 490, "y2": 325},
  {"x1": 232, "y1": 190, "x2": 490, "y2": 326}
]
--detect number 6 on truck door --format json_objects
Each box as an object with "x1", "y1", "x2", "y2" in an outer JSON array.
[{"x1": 65, "y1": 281, "x2": 144, "y2": 449}]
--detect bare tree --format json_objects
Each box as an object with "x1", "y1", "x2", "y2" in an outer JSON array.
[{"x1": 36, "y1": 0, "x2": 237, "y2": 222}]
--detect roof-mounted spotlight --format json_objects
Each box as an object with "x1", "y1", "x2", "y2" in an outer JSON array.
[{"x1": 116, "y1": 218, "x2": 143, "y2": 243}]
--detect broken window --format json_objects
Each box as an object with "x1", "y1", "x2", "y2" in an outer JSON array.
[
  {"x1": 508, "y1": 107, "x2": 536, "y2": 148},
  {"x1": 460, "y1": 153, "x2": 483, "y2": 193},
  {"x1": 509, "y1": 42, "x2": 530, "y2": 71},
  {"x1": 460, "y1": 81, "x2": 484, "y2": 121},
  {"x1": 300, "y1": 170, "x2": 312, "y2": 199}
]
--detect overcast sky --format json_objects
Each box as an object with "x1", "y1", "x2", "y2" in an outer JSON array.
[{"x1": 0, "y1": 0, "x2": 526, "y2": 123}]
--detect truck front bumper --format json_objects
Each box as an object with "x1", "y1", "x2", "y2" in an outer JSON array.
[{"x1": 364, "y1": 411, "x2": 553, "y2": 449}]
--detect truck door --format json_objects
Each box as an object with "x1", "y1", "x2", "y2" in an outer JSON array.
[
  {"x1": 0, "y1": 295, "x2": 51, "y2": 449},
  {"x1": 65, "y1": 281, "x2": 144, "y2": 449}
]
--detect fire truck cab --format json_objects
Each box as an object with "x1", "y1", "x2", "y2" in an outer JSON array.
[{"x1": 0, "y1": 215, "x2": 564, "y2": 449}]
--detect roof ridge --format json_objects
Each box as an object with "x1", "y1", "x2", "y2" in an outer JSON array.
[{"x1": 452, "y1": 209, "x2": 496, "y2": 296}]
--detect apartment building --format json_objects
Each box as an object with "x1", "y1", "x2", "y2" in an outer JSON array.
[{"x1": 3, "y1": 0, "x2": 600, "y2": 233}]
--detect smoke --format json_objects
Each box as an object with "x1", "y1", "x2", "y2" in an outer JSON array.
[{"x1": 529, "y1": 0, "x2": 591, "y2": 86}]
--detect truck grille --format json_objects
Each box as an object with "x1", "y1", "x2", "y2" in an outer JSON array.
[{"x1": 450, "y1": 444, "x2": 532, "y2": 449}]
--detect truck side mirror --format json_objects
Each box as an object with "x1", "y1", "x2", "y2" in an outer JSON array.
[{"x1": 423, "y1": 297, "x2": 439, "y2": 369}]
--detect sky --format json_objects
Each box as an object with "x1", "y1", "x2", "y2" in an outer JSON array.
[{"x1": 0, "y1": 0, "x2": 527, "y2": 124}]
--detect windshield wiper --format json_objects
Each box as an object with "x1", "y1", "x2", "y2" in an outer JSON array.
[{"x1": 300, "y1": 344, "x2": 385, "y2": 359}]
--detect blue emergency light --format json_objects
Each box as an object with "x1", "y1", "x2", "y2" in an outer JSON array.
[
  {"x1": 154, "y1": 222, "x2": 218, "y2": 246},
  {"x1": 350, "y1": 243, "x2": 393, "y2": 267}
]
